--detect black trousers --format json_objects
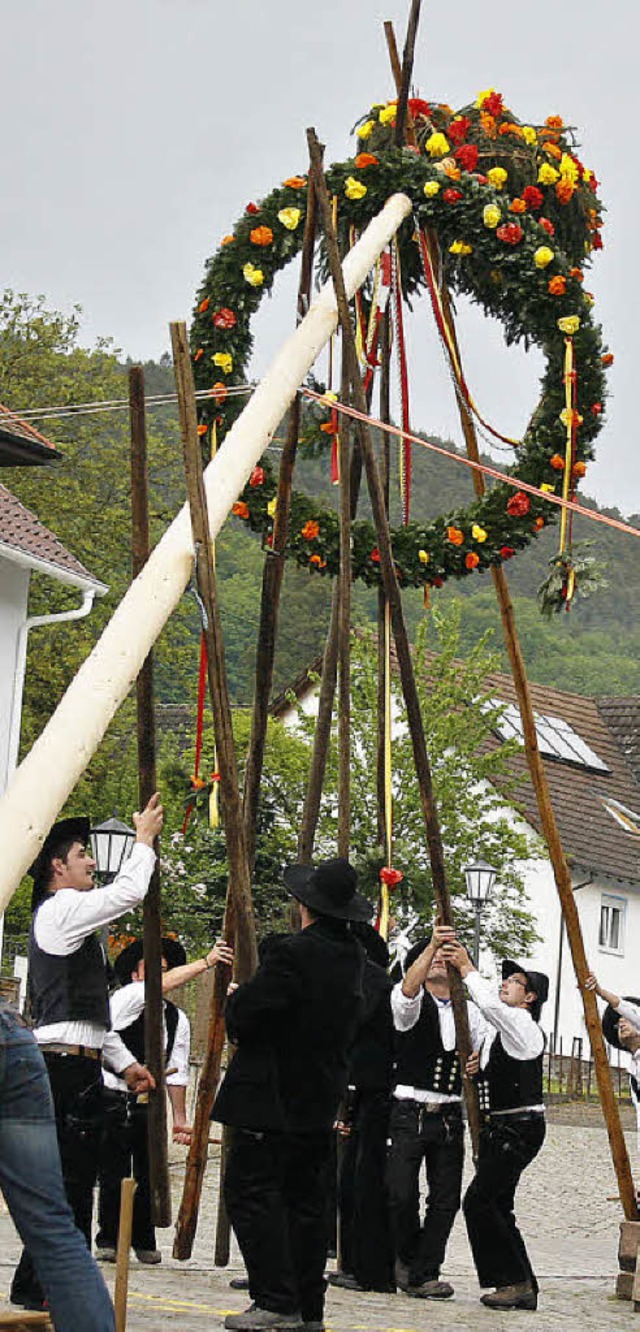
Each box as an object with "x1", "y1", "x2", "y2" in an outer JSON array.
[
  {"x1": 463, "y1": 1115, "x2": 545, "y2": 1292},
  {"x1": 338, "y1": 1090, "x2": 394, "y2": 1290},
  {"x1": 224, "y1": 1127, "x2": 332, "y2": 1321},
  {"x1": 12, "y1": 1052, "x2": 104, "y2": 1304},
  {"x1": 96, "y1": 1091, "x2": 155, "y2": 1252},
  {"x1": 387, "y1": 1098, "x2": 463, "y2": 1285}
]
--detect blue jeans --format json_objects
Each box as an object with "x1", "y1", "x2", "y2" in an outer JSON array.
[{"x1": 0, "y1": 1001, "x2": 114, "y2": 1331}]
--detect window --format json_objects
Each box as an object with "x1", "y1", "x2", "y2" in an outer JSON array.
[
  {"x1": 599, "y1": 894, "x2": 626, "y2": 955},
  {"x1": 488, "y1": 702, "x2": 611, "y2": 773}
]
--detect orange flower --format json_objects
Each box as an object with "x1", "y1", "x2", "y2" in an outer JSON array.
[
  {"x1": 555, "y1": 180, "x2": 574, "y2": 205},
  {"x1": 499, "y1": 122, "x2": 524, "y2": 138},
  {"x1": 194, "y1": 347, "x2": 204, "y2": 362},
  {"x1": 447, "y1": 525, "x2": 464, "y2": 546},
  {"x1": 548, "y1": 275, "x2": 566, "y2": 295},
  {"x1": 250, "y1": 226, "x2": 274, "y2": 246},
  {"x1": 465, "y1": 551, "x2": 480, "y2": 569},
  {"x1": 480, "y1": 112, "x2": 497, "y2": 137},
  {"x1": 569, "y1": 267, "x2": 584, "y2": 282},
  {"x1": 220, "y1": 235, "x2": 235, "y2": 246},
  {"x1": 232, "y1": 501, "x2": 250, "y2": 519},
  {"x1": 543, "y1": 141, "x2": 562, "y2": 160},
  {"x1": 509, "y1": 198, "x2": 526, "y2": 214},
  {"x1": 319, "y1": 421, "x2": 335, "y2": 434},
  {"x1": 301, "y1": 520, "x2": 320, "y2": 540},
  {"x1": 601, "y1": 352, "x2": 614, "y2": 367},
  {"x1": 198, "y1": 297, "x2": 210, "y2": 313},
  {"x1": 310, "y1": 553, "x2": 327, "y2": 569},
  {"x1": 197, "y1": 423, "x2": 208, "y2": 437},
  {"x1": 355, "y1": 153, "x2": 378, "y2": 168},
  {"x1": 546, "y1": 115, "x2": 564, "y2": 130},
  {"x1": 443, "y1": 162, "x2": 462, "y2": 180},
  {"x1": 533, "y1": 517, "x2": 545, "y2": 531},
  {"x1": 211, "y1": 381, "x2": 228, "y2": 405},
  {"x1": 572, "y1": 460, "x2": 587, "y2": 478},
  {"x1": 283, "y1": 175, "x2": 307, "y2": 189},
  {"x1": 550, "y1": 454, "x2": 565, "y2": 471}
]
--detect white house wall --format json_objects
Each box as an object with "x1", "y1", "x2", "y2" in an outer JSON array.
[{"x1": 0, "y1": 558, "x2": 29, "y2": 795}]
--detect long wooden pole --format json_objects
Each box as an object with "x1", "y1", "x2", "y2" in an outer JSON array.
[
  {"x1": 376, "y1": 314, "x2": 391, "y2": 858},
  {"x1": 114, "y1": 1178, "x2": 137, "y2": 1332},
  {"x1": 393, "y1": 0, "x2": 422, "y2": 145},
  {"x1": 0, "y1": 193, "x2": 413, "y2": 910},
  {"x1": 129, "y1": 365, "x2": 171, "y2": 1228},
  {"x1": 298, "y1": 582, "x2": 340, "y2": 862},
  {"x1": 337, "y1": 355, "x2": 352, "y2": 858},
  {"x1": 170, "y1": 322, "x2": 258, "y2": 1259},
  {"x1": 242, "y1": 180, "x2": 317, "y2": 869},
  {"x1": 307, "y1": 128, "x2": 481, "y2": 1153}
]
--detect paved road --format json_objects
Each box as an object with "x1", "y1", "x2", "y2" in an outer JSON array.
[{"x1": 0, "y1": 1110, "x2": 637, "y2": 1329}]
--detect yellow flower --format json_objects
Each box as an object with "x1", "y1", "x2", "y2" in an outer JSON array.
[
  {"x1": 534, "y1": 246, "x2": 554, "y2": 268},
  {"x1": 475, "y1": 87, "x2": 495, "y2": 108},
  {"x1": 243, "y1": 262, "x2": 265, "y2": 287},
  {"x1": 449, "y1": 240, "x2": 473, "y2": 255},
  {"x1": 522, "y1": 126, "x2": 537, "y2": 146},
  {"x1": 212, "y1": 352, "x2": 233, "y2": 374},
  {"x1": 278, "y1": 207, "x2": 301, "y2": 230},
  {"x1": 267, "y1": 498, "x2": 278, "y2": 518},
  {"x1": 345, "y1": 176, "x2": 367, "y2": 200},
  {"x1": 425, "y1": 131, "x2": 450, "y2": 158},
  {"x1": 540, "y1": 483, "x2": 555, "y2": 493},
  {"x1": 423, "y1": 180, "x2": 441, "y2": 197},
  {"x1": 357, "y1": 119, "x2": 375, "y2": 139},
  {"x1": 559, "y1": 153, "x2": 579, "y2": 183},
  {"x1": 537, "y1": 162, "x2": 559, "y2": 186},
  {"x1": 560, "y1": 407, "x2": 584, "y2": 428},
  {"x1": 418, "y1": 549, "x2": 430, "y2": 565},
  {"x1": 583, "y1": 167, "x2": 593, "y2": 184},
  {"x1": 487, "y1": 167, "x2": 508, "y2": 190},
  {"x1": 557, "y1": 315, "x2": 581, "y2": 335},
  {"x1": 472, "y1": 524, "x2": 487, "y2": 542},
  {"x1": 483, "y1": 204, "x2": 501, "y2": 229},
  {"x1": 379, "y1": 104, "x2": 397, "y2": 125}
]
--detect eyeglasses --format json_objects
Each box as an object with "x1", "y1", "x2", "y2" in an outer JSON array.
[{"x1": 504, "y1": 975, "x2": 528, "y2": 988}]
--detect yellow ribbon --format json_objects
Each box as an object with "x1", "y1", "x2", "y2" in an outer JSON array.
[
  {"x1": 559, "y1": 336, "x2": 574, "y2": 554},
  {"x1": 209, "y1": 421, "x2": 219, "y2": 828}
]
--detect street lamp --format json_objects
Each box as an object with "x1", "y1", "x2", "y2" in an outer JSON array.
[
  {"x1": 464, "y1": 858, "x2": 497, "y2": 965},
  {"x1": 90, "y1": 816, "x2": 136, "y2": 880}
]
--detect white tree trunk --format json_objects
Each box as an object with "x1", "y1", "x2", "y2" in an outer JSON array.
[{"x1": 0, "y1": 193, "x2": 412, "y2": 909}]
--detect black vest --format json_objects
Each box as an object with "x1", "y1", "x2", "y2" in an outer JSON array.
[
  {"x1": 118, "y1": 1000, "x2": 180, "y2": 1068},
  {"x1": 28, "y1": 909, "x2": 110, "y2": 1030},
  {"x1": 478, "y1": 1032, "x2": 543, "y2": 1113},
  {"x1": 394, "y1": 990, "x2": 461, "y2": 1096}
]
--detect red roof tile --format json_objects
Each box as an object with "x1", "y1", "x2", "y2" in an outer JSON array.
[{"x1": 0, "y1": 484, "x2": 105, "y2": 589}]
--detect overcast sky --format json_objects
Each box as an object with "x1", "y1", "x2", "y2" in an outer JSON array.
[{"x1": 2, "y1": 1, "x2": 635, "y2": 518}]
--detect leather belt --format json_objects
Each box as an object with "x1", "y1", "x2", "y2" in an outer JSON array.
[
  {"x1": 488, "y1": 1109, "x2": 544, "y2": 1123},
  {"x1": 41, "y1": 1042, "x2": 102, "y2": 1061}
]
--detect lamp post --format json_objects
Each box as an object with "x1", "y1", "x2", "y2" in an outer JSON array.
[
  {"x1": 90, "y1": 815, "x2": 136, "y2": 881},
  {"x1": 464, "y1": 858, "x2": 497, "y2": 966}
]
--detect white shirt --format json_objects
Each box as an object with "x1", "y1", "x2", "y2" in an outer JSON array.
[
  {"x1": 616, "y1": 999, "x2": 640, "y2": 1149},
  {"x1": 465, "y1": 970, "x2": 544, "y2": 1114},
  {"x1": 391, "y1": 981, "x2": 488, "y2": 1106},
  {"x1": 102, "y1": 981, "x2": 191, "y2": 1093},
  {"x1": 33, "y1": 843, "x2": 156, "y2": 1067}
]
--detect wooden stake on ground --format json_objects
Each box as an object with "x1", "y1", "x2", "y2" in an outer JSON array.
[
  {"x1": 170, "y1": 323, "x2": 258, "y2": 1260},
  {"x1": 307, "y1": 127, "x2": 481, "y2": 1154},
  {"x1": 129, "y1": 364, "x2": 171, "y2": 1228},
  {"x1": 114, "y1": 1177, "x2": 137, "y2": 1332}
]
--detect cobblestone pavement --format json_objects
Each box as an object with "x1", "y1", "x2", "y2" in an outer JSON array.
[{"x1": 0, "y1": 1109, "x2": 637, "y2": 1329}]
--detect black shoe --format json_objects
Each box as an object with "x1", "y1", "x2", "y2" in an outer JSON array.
[
  {"x1": 406, "y1": 1278, "x2": 454, "y2": 1300},
  {"x1": 327, "y1": 1273, "x2": 363, "y2": 1291},
  {"x1": 480, "y1": 1283, "x2": 537, "y2": 1311},
  {"x1": 230, "y1": 1277, "x2": 251, "y2": 1290}
]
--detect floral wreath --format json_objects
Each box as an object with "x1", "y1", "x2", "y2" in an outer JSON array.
[{"x1": 190, "y1": 90, "x2": 611, "y2": 602}]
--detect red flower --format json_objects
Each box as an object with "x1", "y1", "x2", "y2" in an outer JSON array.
[
  {"x1": 370, "y1": 547, "x2": 381, "y2": 563},
  {"x1": 465, "y1": 551, "x2": 480, "y2": 570},
  {"x1": 443, "y1": 188, "x2": 463, "y2": 203},
  {"x1": 482, "y1": 91, "x2": 504, "y2": 118},
  {"x1": 592, "y1": 231, "x2": 604, "y2": 250},
  {"x1": 447, "y1": 116, "x2": 471, "y2": 144},
  {"x1": 408, "y1": 98, "x2": 431, "y2": 119},
  {"x1": 496, "y1": 222, "x2": 523, "y2": 245},
  {"x1": 432, "y1": 576, "x2": 444, "y2": 588},
  {"x1": 454, "y1": 143, "x2": 479, "y2": 172},
  {"x1": 474, "y1": 173, "x2": 489, "y2": 185},
  {"x1": 506, "y1": 490, "x2": 531, "y2": 517},
  {"x1": 523, "y1": 186, "x2": 544, "y2": 211},
  {"x1": 212, "y1": 307, "x2": 237, "y2": 330},
  {"x1": 538, "y1": 217, "x2": 555, "y2": 236},
  {"x1": 591, "y1": 402, "x2": 603, "y2": 416},
  {"x1": 379, "y1": 865, "x2": 404, "y2": 888},
  {"x1": 499, "y1": 545, "x2": 516, "y2": 560},
  {"x1": 249, "y1": 466, "x2": 265, "y2": 487},
  {"x1": 246, "y1": 202, "x2": 260, "y2": 214}
]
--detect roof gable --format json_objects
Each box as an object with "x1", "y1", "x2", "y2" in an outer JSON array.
[
  {"x1": 0, "y1": 484, "x2": 105, "y2": 591},
  {"x1": 0, "y1": 401, "x2": 61, "y2": 467}
]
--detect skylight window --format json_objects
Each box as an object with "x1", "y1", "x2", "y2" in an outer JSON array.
[{"x1": 491, "y1": 702, "x2": 611, "y2": 773}]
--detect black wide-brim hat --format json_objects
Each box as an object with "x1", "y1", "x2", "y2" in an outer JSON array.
[
  {"x1": 114, "y1": 936, "x2": 187, "y2": 986},
  {"x1": 29, "y1": 816, "x2": 91, "y2": 908},
  {"x1": 283, "y1": 858, "x2": 372, "y2": 923},
  {"x1": 502, "y1": 958, "x2": 549, "y2": 1020},
  {"x1": 602, "y1": 996, "x2": 640, "y2": 1050}
]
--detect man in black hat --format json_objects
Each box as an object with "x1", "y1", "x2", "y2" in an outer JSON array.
[
  {"x1": 443, "y1": 939, "x2": 548, "y2": 1312},
  {"x1": 386, "y1": 924, "x2": 487, "y2": 1301},
  {"x1": 11, "y1": 793, "x2": 163, "y2": 1312},
  {"x1": 96, "y1": 933, "x2": 233, "y2": 1263},
  {"x1": 585, "y1": 972, "x2": 640, "y2": 1149},
  {"x1": 215, "y1": 857, "x2": 369, "y2": 1332}
]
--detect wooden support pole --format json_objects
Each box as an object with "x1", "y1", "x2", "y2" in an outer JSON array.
[
  {"x1": 298, "y1": 581, "x2": 340, "y2": 863},
  {"x1": 377, "y1": 315, "x2": 391, "y2": 857},
  {"x1": 337, "y1": 354, "x2": 352, "y2": 859},
  {"x1": 170, "y1": 322, "x2": 258, "y2": 1259},
  {"x1": 114, "y1": 1177, "x2": 137, "y2": 1332},
  {"x1": 393, "y1": 0, "x2": 422, "y2": 146},
  {"x1": 242, "y1": 180, "x2": 317, "y2": 869},
  {"x1": 307, "y1": 128, "x2": 481, "y2": 1153},
  {"x1": 129, "y1": 365, "x2": 171, "y2": 1228}
]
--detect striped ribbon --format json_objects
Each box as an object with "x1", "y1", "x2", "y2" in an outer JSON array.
[{"x1": 391, "y1": 238, "x2": 412, "y2": 523}]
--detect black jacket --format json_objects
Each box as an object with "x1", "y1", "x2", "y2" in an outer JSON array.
[{"x1": 213, "y1": 919, "x2": 364, "y2": 1133}]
